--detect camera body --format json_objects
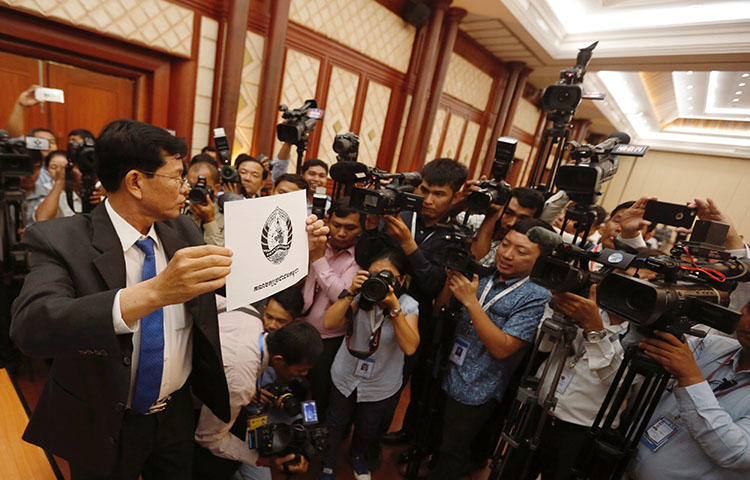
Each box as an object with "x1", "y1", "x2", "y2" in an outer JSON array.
[
  {"x1": 188, "y1": 174, "x2": 213, "y2": 205},
  {"x1": 439, "y1": 223, "x2": 493, "y2": 279},
  {"x1": 277, "y1": 99, "x2": 323, "y2": 146},
  {"x1": 0, "y1": 131, "x2": 36, "y2": 178},
  {"x1": 466, "y1": 137, "x2": 516, "y2": 213},
  {"x1": 359, "y1": 269, "x2": 401, "y2": 311}
]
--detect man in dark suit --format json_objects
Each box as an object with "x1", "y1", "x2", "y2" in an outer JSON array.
[{"x1": 11, "y1": 119, "x2": 232, "y2": 479}]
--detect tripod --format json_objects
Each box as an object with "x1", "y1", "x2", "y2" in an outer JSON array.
[
  {"x1": 572, "y1": 345, "x2": 670, "y2": 480},
  {"x1": 400, "y1": 298, "x2": 463, "y2": 479},
  {"x1": 488, "y1": 308, "x2": 579, "y2": 480}
]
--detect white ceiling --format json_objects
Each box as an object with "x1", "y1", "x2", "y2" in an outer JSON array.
[{"x1": 454, "y1": 0, "x2": 750, "y2": 158}]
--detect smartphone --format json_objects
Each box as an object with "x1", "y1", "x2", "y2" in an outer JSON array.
[
  {"x1": 643, "y1": 200, "x2": 696, "y2": 229},
  {"x1": 34, "y1": 87, "x2": 65, "y2": 103},
  {"x1": 301, "y1": 400, "x2": 319, "y2": 424}
]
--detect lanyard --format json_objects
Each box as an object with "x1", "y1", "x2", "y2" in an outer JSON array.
[
  {"x1": 255, "y1": 332, "x2": 266, "y2": 396},
  {"x1": 369, "y1": 309, "x2": 387, "y2": 334},
  {"x1": 411, "y1": 213, "x2": 435, "y2": 246},
  {"x1": 705, "y1": 348, "x2": 750, "y2": 397},
  {"x1": 478, "y1": 277, "x2": 528, "y2": 311}
]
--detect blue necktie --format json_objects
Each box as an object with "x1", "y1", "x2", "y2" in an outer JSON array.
[{"x1": 132, "y1": 238, "x2": 164, "y2": 413}]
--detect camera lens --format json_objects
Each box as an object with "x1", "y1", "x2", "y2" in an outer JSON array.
[{"x1": 361, "y1": 277, "x2": 389, "y2": 303}]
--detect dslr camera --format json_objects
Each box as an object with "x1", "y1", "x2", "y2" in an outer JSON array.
[
  {"x1": 358, "y1": 270, "x2": 401, "y2": 311},
  {"x1": 466, "y1": 137, "x2": 515, "y2": 213},
  {"x1": 67, "y1": 136, "x2": 98, "y2": 214},
  {"x1": 188, "y1": 174, "x2": 213, "y2": 205},
  {"x1": 213, "y1": 128, "x2": 240, "y2": 185}
]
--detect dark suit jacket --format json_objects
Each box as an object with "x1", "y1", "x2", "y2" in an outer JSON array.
[{"x1": 10, "y1": 204, "x2": 230, "y2": 473}]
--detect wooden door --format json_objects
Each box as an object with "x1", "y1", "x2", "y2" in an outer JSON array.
[
  {"x1": 0, "y1": 50, "x2": 48, "y2": 136},
  {"x1": 47, "y1": 62, "x2": 134, "y2": 141}
]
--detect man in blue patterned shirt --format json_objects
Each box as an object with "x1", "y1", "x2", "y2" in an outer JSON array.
[{"x1": 428, "y1": 218, "x2": 553, "y2": 480}]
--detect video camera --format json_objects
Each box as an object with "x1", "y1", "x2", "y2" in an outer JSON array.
[
  {"x1": 330, "y1": 161, "x2": 423, "y2": 216},
  {"x1": 540, "y1": 41, "x2": 597, "y2": 127},
  {"x1": 277, "y1": 99, "x2": 324, "y2": 147},
  {"x1": 438, "y1": 222, "x2": 494, "y2": 279},
  {"x1": 555, "y1": 132, "x2": 648, "y2": 205},
  {"x1": 67, "y1": 136, "x2": 98, "y2": 214},
  {"x1": 213, "y1": 128, "x2": 240, "y2": 185},
  {"x1": 596, "y1": 220, "x2": 749, "y2": 338},
  {"x1": 466, "y1": 137, "x2": 515, "y2": 213},
  {"x1": 247, "y1": 378, "x2": 327, "y2": 466}
]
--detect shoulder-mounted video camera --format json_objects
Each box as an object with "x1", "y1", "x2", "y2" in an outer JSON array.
[{"x1": 540, "y1": 41, "x2": 598, "y2": 127}]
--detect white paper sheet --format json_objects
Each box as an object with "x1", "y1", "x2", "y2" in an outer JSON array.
[{"x1": 224, "y1": 190, "x2": 308, "y2": 310}]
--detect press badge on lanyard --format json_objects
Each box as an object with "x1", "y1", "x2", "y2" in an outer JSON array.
[
  {"x1": 355, "y1": 357, "x2": 375, "y2": 378},
  {"x1": 641, "y1": 416, "x2": 679, "y2": 451},
  {"x1": 449, "y1": 278, "x2": 528, "y2": 367}
]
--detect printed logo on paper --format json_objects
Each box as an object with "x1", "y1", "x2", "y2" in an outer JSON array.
[{"x1": 261, "y1": 207, "x2": 293, "y2": 264}]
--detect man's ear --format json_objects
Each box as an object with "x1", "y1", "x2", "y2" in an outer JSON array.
[
  {"x1": 123, "y1": 170, "x2": 145, "y2": 200},
  {"x1": 270, "y1": 354, "x2": 286, "y2": 369}
]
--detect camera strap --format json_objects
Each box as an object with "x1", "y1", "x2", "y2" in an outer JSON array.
[{"x1": 478, "y1": 277, "x2": 528, "y2": 312}]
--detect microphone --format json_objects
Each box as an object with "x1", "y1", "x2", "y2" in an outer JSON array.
[
  {"x1": 593, "y1": 131, "x2": 631, "y2": 152},
  {"x1": 330, "y1": 161, "x2": 370, "y2": 184},
  {"x1": 527, "y1": 226, "x2": 566, "y2": 252}
]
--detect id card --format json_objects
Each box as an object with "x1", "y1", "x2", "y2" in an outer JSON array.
[
  {"x1": 641, "y1": 417, "x2": 679, "y2": 451},
  {"x1": 355, "y1": 358, "x2": 375, "y2": 378},
  {"x1": 450, "y1": 337, "x2": 470, "y2": 366},
  {"x1": 556, "y1": 367, "x2": 575, "y2": 395}
]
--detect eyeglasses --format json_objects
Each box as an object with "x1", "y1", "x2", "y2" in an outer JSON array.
[{"x1": 137, "y1": 169, "x2": 188, "y2": 188}]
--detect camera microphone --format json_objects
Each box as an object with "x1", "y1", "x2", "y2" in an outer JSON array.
[
  {"x1": 330, "y1": 161, "x2": 369, "y2": 184},
  {"x1": 527, "y1": 226, "x2": 565, "y2": 251},
  {"x1": 594, "y1": 131, "x2": 631, "y2": 152}
]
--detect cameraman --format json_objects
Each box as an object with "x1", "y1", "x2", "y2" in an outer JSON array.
[
  {"x1": 193, "y1": 322, "x2": 323, "y2": 480},
  {"x1": 427, "y1": 218, "x2": 553, "y2": 480},
  {"x1": 629, "y1": 299, "x2": 750, "y2": 480},
  {"x1": 185, "y1": 160, "x2": 224, "y2": 246}
]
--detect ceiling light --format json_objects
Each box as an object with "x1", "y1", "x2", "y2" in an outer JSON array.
[
  {"x1": 688, "y1": 106, "x2": 694, "y2": 110},
  {"x1": 687, "y1": 96, "x2": 694, "y2": 101},
  {"x1": 687, "y1": 85, "x2": 694, "y2": 89},
  {"x1": 740, "y1": 83, "x2": 747, "y2": 87},
  {"x1": 733, "y1": 98, "x2": 740, "y2": 102},
  {"x1": 686, "y1": 71, "x2": 693, "y2": 75},
  {"x1": 743, "y1": 74, "x2": 750, "y2": 78},
  {"x1": 737, "y1": 91, "x2": 744, "y2": 95}
]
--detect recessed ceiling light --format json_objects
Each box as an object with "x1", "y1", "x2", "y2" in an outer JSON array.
[
  {"x1": 688, "y1": 106, "x2": 694, "y2": 110},
  {"x1": 732, "y1": 98, "x2": 740, "y2": 102},
  {"x1": 737, "y1": 91, "x2": 744, "y2": 95},
  {"x1": 686, "y1": 71, "x2": 694, "y2": 75},
  {"x1": 743, "y1": 73, "x2": 750, "y2": 78},
  {"x1": 740, "y1": 83, "x2": 747, "y2": 87},
  {"x1": 687, "y1": 97, "x2": 694, "y2": 101},
  {"x1": 687, "y1": 85, "x2": 694, "y2": 89}
]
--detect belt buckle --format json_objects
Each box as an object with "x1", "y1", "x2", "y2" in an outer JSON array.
[{"x1": 145, "y1": 395, "x2": 171, "y2": 415}]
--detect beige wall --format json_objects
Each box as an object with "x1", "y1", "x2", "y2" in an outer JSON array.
[{"x1": 601, "y1": 149, "x2": 750, "y2": 238}]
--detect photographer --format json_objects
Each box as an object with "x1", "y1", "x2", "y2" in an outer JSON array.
[
  {"x1": 185, "y1": 160, "x2": 224, "y2": 246},
  {"x1": 470, "y1": 186, "x2": 545, "y2": 266},
  {"x1": 193, "y1": 322, "x2": 324, "y2": 480},
  {"x1": 30, "y1": 150, "x2": 88, "y2": 222},
  {"x1": 629, "y1": 299, "x2": 750, "y2": 480},
  {"x1": 300, "y1": 198, "x2": 362, "y2": 422},
  {"x1": 427, "y1": 218, "x2": 553, "y2": 480},
  {"x1": 321, "y1": 247, "x2": 420, "y2": 480}
]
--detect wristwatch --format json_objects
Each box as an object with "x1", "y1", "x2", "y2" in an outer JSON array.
[
  {"x1": 584, "y1": 329, "x2": 608, "y2": 342},
  {"x1": 338, "y1": 289, "x2": 355, "y2": 300},
  {"x1": 388, "y1": 308, "x2": 402, "y2": 319}
]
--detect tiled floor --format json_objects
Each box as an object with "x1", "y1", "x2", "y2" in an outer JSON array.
[{"x1": 10, "y1": 357, "x2": 493, "y2": 480}]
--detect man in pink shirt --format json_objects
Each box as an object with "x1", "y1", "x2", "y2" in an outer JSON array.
[{"x1": 301, "y1": 198, "x2": 363, "y2": 420}]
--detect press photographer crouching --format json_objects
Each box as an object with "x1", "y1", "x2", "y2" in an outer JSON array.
[
  {"x1": 321, "y1": 247, "x2": 420, "y2": 479},
  {"x1": 193, "y1": 321, "x2": 324, "y2": 480},
  {"x1": 428, "y1": 218, "x2": 553, "y2": 479}
]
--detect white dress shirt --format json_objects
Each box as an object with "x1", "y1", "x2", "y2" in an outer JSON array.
[
  {"x1": 106, "y1": 200, "x2": 193, "y2": 407},
  {"x1": 195, "y1": 295, "x2": 268, "y2": 465}
]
